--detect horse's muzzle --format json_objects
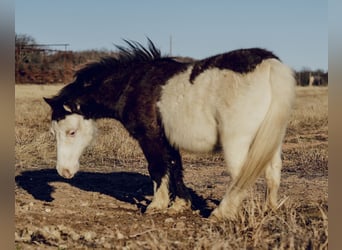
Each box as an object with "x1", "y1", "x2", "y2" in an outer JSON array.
[{"x1": 57, "y1": 168, "x2": 75, "y2": 179}]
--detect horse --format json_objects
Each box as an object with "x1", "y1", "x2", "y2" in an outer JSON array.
[{"x1": 44, "y1": 39, "x2": 295, "y2": 220}]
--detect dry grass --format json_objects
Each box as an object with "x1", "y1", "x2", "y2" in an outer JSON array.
[{"x1": 15, "y1": 84, "x2": 328, "y2": 249}]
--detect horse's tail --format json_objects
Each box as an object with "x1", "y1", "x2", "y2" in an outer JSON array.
[{"x1": 229, "y1": 59, "x2": 296, "y2": 196}]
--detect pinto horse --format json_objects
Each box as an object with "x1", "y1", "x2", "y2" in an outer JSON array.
[{"x1": 44, "y1": 39, "x2": 295, "y2": 220}]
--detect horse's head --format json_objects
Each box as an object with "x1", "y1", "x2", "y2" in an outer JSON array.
[{"x1": 44, "y1": 97, "x2": 97, "y2": 179}]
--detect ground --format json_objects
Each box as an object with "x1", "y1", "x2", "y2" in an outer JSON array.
[{"x1": 15, "y1": 84, "x2": 328, "y2": 249}]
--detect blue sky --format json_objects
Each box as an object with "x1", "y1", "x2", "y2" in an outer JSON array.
[{"x1": 15, "y1": 1, "x2": 327, "y2": 71}]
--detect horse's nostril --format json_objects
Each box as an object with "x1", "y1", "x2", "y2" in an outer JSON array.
[{"x1": 61, "y1": 168, "x2": 73, "y2": 179}]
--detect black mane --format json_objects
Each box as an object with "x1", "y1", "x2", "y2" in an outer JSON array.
[
  {"x1": 115, "y1": 38, "x2": 161, "y2": 63},
  {"x1": 74, "y1": 38, "x2": 162, "y2": 83}
]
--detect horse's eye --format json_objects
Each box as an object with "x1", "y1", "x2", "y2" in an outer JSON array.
[{"x1": 67, "y1": 130, "x2": 77, "y2": 137}]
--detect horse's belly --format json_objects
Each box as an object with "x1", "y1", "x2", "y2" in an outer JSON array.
[
  {"x1": 157, "y1": 67, "x2": 218, "y2": 152},
  {"x1": 162, "y1": 112, "x2": 217, "y2": 152}
]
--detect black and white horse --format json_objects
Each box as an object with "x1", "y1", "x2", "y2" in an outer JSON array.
[{"x1": 44, "y1": 39, "x2": 295, "y2": 220}]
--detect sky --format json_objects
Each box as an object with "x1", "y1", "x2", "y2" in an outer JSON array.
[{"x1": 15, "y1": 1, "x2": 327, "y2": 71}]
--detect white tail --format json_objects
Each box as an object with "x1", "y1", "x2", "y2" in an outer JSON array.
[
  {"x1": 212, "y1": 60, "x2": 296, "y2": 220},
  {"x1": 231, "y1": 60, "x2": 295, "y2": 191}
]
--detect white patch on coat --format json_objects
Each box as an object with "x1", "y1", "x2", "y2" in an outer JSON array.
[
  {"x1": 157, "y1": 66, "x2": 218, "y2": 152},
  {"x1": 51, "y1": 114, "x2": 97, "y2": 179}
]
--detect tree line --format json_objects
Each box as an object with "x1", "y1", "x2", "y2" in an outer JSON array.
[
  {"x1": 15, "y1": 33, "x2": 327, "y2": 85},
  {"x1": 15, "y1": 34, "x2": 118, "y2": 84}
]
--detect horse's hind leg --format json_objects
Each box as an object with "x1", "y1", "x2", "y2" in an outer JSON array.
[
  {"x1": 211, "y1": 135, "x2": 251, "y2": 220},
  {"x1": 264, "y1": 145, "x2": 282, "y2": 209}
]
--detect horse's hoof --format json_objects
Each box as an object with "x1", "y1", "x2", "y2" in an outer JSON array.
[
  {"x1": 145, "y1": 205, "x2": 163, "y2": 214},
  {"x1": 168, "y1": 197, "x2": 191, "y2": 214},
  {"x1": 145, "y1": 207, "x2": 160, "y2": 215},
  {"x1": 209, "y1": 208, "x2": 237, "y2": 221},
  {"x1": 209, "y1": 208, "x2": 221, "y2": 221}
]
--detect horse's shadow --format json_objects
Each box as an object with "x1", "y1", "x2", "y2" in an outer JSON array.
[{"x1": 15, "y1": 169, "x2": 213, "y2": 217}]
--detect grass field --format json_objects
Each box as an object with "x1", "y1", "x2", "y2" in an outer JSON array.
[{"x1": 15, "y1": 84, "x2": 328, "y2": 249}]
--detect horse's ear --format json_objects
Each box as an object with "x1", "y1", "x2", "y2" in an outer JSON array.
[
  {"x1": 62, "y1": 101, "x2": 81, "y2": 113},
  {"x1": 63, "y1": 104, "x2": 72, "y2": 113},
  {"x1": 44, "y1": 97, "x2": 55, "y2": 108}
]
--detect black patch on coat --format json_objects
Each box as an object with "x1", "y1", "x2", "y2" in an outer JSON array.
[{"x1": 189, "y1": 48, "x2": 279, "y2": 83}]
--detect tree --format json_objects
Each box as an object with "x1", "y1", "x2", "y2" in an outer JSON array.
[{"x1": 15, "y1": 33, "x2": 36, "y2": 47}]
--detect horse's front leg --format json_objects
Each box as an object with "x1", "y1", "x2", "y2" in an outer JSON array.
[{"x1": 139, "y1": 136, "x2": 191, "y2": 213}]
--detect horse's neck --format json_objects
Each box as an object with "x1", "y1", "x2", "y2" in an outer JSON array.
[{"x1": 81, "y1": 80, "x2": 127, "y2": 120}]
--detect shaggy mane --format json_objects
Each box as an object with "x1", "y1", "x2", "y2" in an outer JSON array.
[{"x1": 74, "y1": 38, "x2": 162, "y2": 83}]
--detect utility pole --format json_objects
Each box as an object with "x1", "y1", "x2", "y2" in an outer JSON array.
[
  {"x1": 63, "y1": 44, "x2": 68, "y2": 84},
  {"x1": 169, "y1": 35, "x2": 172, "y2": 56}
]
